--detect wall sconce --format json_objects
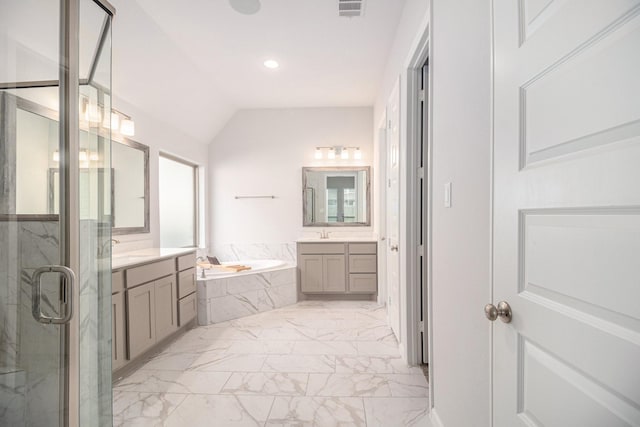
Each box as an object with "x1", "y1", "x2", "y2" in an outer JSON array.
[
  {"x1": 314, "y1": 146, "x2": 362, "y2": 160},
  {"x1": 80, "y1": 95, "x2": 136, "y2": 137}
]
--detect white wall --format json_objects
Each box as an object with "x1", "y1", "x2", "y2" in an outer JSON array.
[
  {"x1": 372, "y1": 0, "x2": 429, "y2": 361},
  {"x1": 208, "y1": 107, "x2": 373, "y2": 255},
  {"x1": 429, "y1": 0, "x2": 491, "y2": 425},
  {"x1": 373, "y1": 0, "x2": 492, "y2": 425},
  {"x1": 111, "y1": 96, "x2": 209, "y2": 253}
]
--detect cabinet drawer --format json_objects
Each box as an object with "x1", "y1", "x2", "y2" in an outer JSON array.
[
  {"x1": 349, "y1": 254, "x2": 377, "y2": 273},
  {"x1": 178, "y1": 268, "x2": 196, "y2": 299},
  {"x1": 349, "y1": 274, "x2": 377, "y2": 293},
  {"x1": 178, "y1": 293, "x2": 197, "y2": 326},
  {"x1": 298, "y1": 242, "x2": 345, "y2": 255},
  {"x1": 112, "y1": 270, "x2": 124, "y2": 294},
  {"x1": 348, "y1": 242, "x2": 377, "y2": 254},
  {"x1": 177, "y1": 252, "x2": 196, "y2": 271},
  {"x1": 126, "y1": 258, "x2": 175, "y2": 288}
]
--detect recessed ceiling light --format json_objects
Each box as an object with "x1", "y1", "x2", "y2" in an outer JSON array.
[{"x1": 263, "y1": 59, "x2": 279, "y2": 69}]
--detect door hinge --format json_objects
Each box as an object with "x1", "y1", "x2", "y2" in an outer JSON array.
[
  {"x1": 419, "y1": 89, "x2": 425, "y2": 102},
  {"x1": 417, "y1": 245, "x2": 424, "y2": 257},
  {"x1": 419, "y1": 321, "x2": 425, "y2": 333},
  {"x1": 417, "y1": 167, "x2": 424, "y2": 180},
  {"x1": 388, "y1": 120, "x2": 392, "y2": 129},
  {"x1": 388, "y1": 178, "x2": 391, "y2": 188}
]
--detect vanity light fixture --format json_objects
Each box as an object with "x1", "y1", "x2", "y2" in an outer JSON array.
[
  {"x1": 52, "y1": 149, "x2": 100, "y2": 163},
  {"x1": 313, "y1": 146, "x2": 362, "y2": 160}
]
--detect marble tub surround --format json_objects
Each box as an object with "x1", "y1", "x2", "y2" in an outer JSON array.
[
  {"x1": 211, "y1": 243, "x2": 297, "y2": 263},
  {"x1": 197, "y1": 266, "x2": 297, "y2": 325},
  {"x1": 111, "y1": 247, "x2": 197, "y2": 270},
  {"x1": 113, "y1": 301, "x2": 429, "y2": 426}
]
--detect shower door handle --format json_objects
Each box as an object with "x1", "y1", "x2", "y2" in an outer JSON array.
[{"x1": 31, "y1": 265, "x2": 75, "y2": 324}]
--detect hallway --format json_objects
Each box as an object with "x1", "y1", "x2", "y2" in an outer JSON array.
[{"x1": 112, "y1": 301, "x2": 428, "y2": 426}]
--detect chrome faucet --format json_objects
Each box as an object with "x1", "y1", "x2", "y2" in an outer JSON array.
[
  {"x1": 196, "y1": 256, "x2": 208, "y2": 278},
  {"x1": 99, "y1": 238, "x2": 119, "y2": 257},
  {"x1": 319, "y1": 229, "x2": 331, "y2": 239}
]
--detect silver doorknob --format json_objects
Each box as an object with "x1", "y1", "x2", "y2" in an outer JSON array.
[
  {"x1": 390, "y1": 245, "x2": 398, "y2": 252},
  {"x1": 484, "y1": 301, "x2": 512, "y2": 323}
]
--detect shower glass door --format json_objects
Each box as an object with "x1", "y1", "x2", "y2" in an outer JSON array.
[{"x1": 0, "y1": 0, "x2": 114, "y2": 425}]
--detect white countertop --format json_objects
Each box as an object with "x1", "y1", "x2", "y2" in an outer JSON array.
[
  {"x1": 296, "y1": 237, "x2": 378, "y2": 243},
  {"x1": 112, "y1": 247, "x2": 196, "y2": 270}
]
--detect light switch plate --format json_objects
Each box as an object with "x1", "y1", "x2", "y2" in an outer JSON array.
[{"x1": 444, "y1": 182, "x2": 452, "y2": 208}]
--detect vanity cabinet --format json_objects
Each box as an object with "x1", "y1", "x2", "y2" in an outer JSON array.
[
  {"x1": 112, "y1": 249, "x2": 196, "y2": 375},
  {"x1": 297, "y1": 241, "x2": 377, "y2": 295}
]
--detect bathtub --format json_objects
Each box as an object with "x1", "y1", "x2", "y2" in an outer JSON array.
[{"x1": 196, "y1": 259, "x2": 297, "y2": 325}]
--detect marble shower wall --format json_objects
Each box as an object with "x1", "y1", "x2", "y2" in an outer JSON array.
[
  {"x1": 0, "y1": 220, "x2": 61, "y2": 426},
  {"x1": 197, "y1": 267, "x2": 297, "y2": 325},
  {"x1": 1, "y1": 219, "x2": 113, "y2": 426}
]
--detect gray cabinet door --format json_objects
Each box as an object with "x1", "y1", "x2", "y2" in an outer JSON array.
[
  {"x1": 111, "y1": 291, "x2": 126, "y2": 371},
  {"x1": 299, "y1": 254, "x2": 323, "y2": 292},
  {"x1": 323, "y1": 255, "x2": 346, "y2": 292},
  {"x1": 126, "y1": 281, "x2": 156, "y2": 359},
  {"x1": 154, "y1": 275, "x2": 178, "y2": 342}
]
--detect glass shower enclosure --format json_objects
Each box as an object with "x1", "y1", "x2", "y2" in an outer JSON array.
[{"x1": 1, "y1": 0, "x2": 115, "y2": 425}]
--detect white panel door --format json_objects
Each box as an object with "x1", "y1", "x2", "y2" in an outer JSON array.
[
  {"x1": 493, "y1": 1, "x2": 640, "y2": 426},
  {"x1": 386, "y1": 78, "x2": 401, "y2": 340}
]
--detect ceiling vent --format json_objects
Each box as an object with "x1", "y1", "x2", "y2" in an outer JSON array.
[{"x1": 339, "y1": 0, "x2": 365, "y2": 17}]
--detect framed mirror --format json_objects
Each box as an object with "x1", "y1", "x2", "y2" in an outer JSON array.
[
  {"x1": 302, "y1": 166, "x2": 371, "y2": 227},
  {"x1": 3, "y1": 93, "x2": 149, "y2": 234},
  {"x1": 111, "y1": 138, "x2": 149, "y2": 235}
]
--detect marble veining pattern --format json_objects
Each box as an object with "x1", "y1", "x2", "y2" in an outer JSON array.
[
  {"x1": 197, "y1": 266, "x2": 297, "y2": 325},
  {"x1": 113, "y1": 301, "x2": 429, "y2": 426}
]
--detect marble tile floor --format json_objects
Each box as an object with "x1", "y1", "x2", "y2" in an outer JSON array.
[{"x1": 113, "y1": 300, "x2": 429, "y2": 426}]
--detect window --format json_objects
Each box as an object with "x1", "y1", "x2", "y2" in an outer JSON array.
[{"x1": 159, "y1": 154, "x2": 197, "y2": 247}]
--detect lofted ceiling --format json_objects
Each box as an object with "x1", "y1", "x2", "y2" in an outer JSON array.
[{"x1": 109, "y1": 0, "x2": 407, "y2": 144}]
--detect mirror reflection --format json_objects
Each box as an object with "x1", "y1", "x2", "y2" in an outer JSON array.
[{"x1": 302, "y1": 166, "x2": 371, "y2": 226}]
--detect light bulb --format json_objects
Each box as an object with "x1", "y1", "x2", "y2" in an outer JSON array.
[
  {"x1": 314, "y1": 148, "x2": 322, "y2": 159},
  {"x1": 341, "y1": 148, "x2": 349, "y2": 159},
  {"x1": 103, "y1": 112, "x2": 120, "y2": 130},
  {"x1": 328, "y1": 148, "x2": 336, "y2": 160},
  {"x1": 354, "y1": 148, "x2": 362, "y2": 160},
  {"x1": 79, "y1": 150, "x2": 88, "y2": 162},
  {"x1": 52, "y1": 150, "x2": 60, "y2": 162},
  {"x1": 87, "y1": 104, "x2": 102, "y2": 123},
  {"x1": 120, "y1": 119, "x2": 135, "y2": 136}
]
